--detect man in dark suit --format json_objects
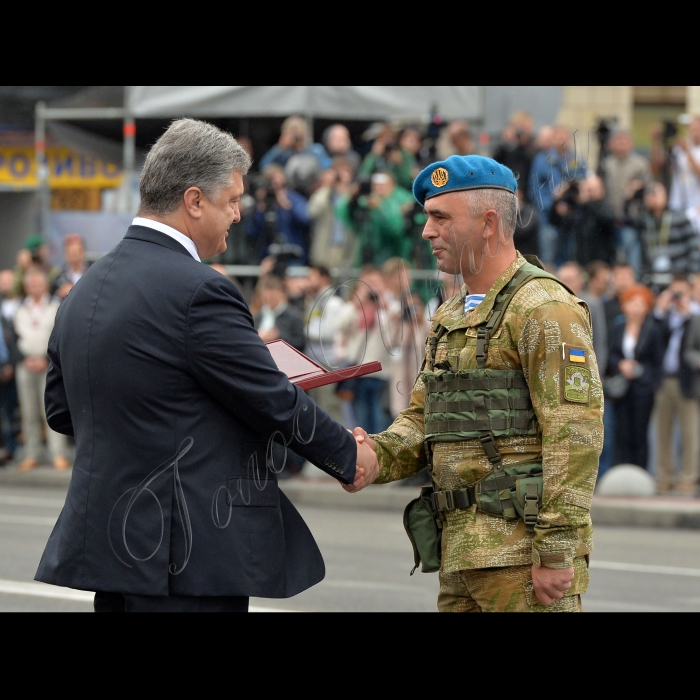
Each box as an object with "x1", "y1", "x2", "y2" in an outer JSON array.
[{"x1": 35, "y1": 119, "x2": 378, "y2": 612}]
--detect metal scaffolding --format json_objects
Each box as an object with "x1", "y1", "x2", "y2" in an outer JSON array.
[{"x1": 34, "y1": 88, "x2": 135, "y2": 236}]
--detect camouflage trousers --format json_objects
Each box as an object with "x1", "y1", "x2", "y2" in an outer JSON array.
[{"x1": 438, "y1": 557, "x2": 589, "y2": 612}]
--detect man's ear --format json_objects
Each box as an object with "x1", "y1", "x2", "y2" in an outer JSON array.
[
  {"x1": 183, "y1": 187, "x2": 204, "y2": 219},
  {"x1": 482, "y1": 209, "x2": 500, "y2": 240}
]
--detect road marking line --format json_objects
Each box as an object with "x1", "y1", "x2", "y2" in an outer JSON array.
[
  {"x1": 591, "y1": 560, "x2": 700, "y2": 578},
  {"x1": 0, "y1": 579, "x2": 292, "y2": 612},
  {"x1": 321, "y1": 579, "x2": 434, "y2": 594},
  {"x1": 0, "y1": 579, "x2": 93, "y2": 602},
  {"x1": 0, "y1": 495, "x2": 65, "y2": 508},
  {"x1": 0, "y1": 514, "x2": 57, "y2": 526},
  {"x1": 583, "y1": 598, "x2": 677, "y2": 613}
]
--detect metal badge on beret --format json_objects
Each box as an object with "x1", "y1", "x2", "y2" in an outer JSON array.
[{"x1": 431, "y1": 167, "x2": 449, "y2": 188}]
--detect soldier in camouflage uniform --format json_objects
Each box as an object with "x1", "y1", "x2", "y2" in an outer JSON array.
[{"x1": 347, "y1": 155, "x2": 602, "y2": 612}]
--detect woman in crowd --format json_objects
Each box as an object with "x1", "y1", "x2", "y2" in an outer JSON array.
[{"x1": 608, "y1": 285, "x2": 665, "y2": 469}]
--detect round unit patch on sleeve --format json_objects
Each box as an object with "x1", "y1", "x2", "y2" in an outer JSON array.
[{"x1": 431, "y1": 167, "x2": 449, "y2": 188}]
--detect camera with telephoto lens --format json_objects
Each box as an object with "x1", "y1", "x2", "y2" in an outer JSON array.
[{"x1": 662, "y1": 119, "x2": 678, "y2": 151}]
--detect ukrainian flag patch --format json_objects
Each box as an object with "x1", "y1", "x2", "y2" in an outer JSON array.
[{"x1": 569, "y1": 348, "x2": 586, "y2": 363}]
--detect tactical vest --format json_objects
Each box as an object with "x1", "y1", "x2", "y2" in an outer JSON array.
[{"x1": 422, "y1": 258, "x2": 575, "y2": 531}]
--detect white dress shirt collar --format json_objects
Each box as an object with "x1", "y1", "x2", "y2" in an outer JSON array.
[{"x1": 132, "y1": 217, "x2": 201, "y2": 262}]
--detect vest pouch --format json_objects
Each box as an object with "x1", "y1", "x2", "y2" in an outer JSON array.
[
  {"x1": 403, "y1": 486, "x2": 442, "y2": 574},
  {"x1": 473, "y1": 483, "x2": 519, "y2": 520},
  {"x1": 422, "y1": 369, "x2": 537, "y2": 443},
  {"x1": 470, "y1": 462, "x2": 543, "y2": 523},
  {"x1": 509, "y1": 467, "x2": 543, "y2": 532}
]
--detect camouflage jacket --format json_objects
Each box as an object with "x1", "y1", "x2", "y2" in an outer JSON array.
[{"x1": 372, "y1": 253, "x2": 603, "y2": 573}]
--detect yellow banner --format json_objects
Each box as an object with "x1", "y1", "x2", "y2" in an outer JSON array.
[{"x1": 0, "y1": 147, "x2": 123, "y2": 189}]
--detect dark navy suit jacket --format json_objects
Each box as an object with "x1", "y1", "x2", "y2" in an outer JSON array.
[{"x1": 35, "y1": 225, "x2": 356, "y2": 598}]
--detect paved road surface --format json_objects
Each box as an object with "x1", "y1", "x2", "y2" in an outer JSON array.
[{"x1": 2, "y1": 484, "x2": 700, "y2": 612}]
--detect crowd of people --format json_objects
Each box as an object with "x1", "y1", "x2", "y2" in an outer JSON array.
[
  {"x1": 3, "y1": 110, "x2": 700, "y2": 495},
  {"x1": 221, "y1": 112, "x2": 700, "y2": 287},
  {"x1": 0, "y1": 234, "x2": 89, "y2": 470},
  {"x1": 555, "y1": 261, "x2": 700, "y2": 494}
]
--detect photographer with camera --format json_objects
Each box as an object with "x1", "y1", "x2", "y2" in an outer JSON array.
[
  {"x1": 308, "y1": 159, "x2": 355, "y2": 270},
  {"x1": 336, "y1": 171, "x2": 414, "y2": 266},
  {"x1": 653, "y1": 276, "x2": 700, "y2": 494},
  {"x1": 358, "y1": 123, "x2": 417, "y2": 191},
  {"x1": 549, "y1": 175, "x2": 616, "y2": 266},
  {"x1": 625, "y1": 182, "x2": 700, "y2": 289},
  {"x1": 260, "y1": 115, "x2": 331, "y2": 171},
  {"x1": 250, "y1": 164, "x2": 312, "y2": 264},
  {"x1": 600, "y1": 130, "x2": 651, "y2": 276},
  {"x1": 493, "y1": 111, "x2": 537, "y2": 202},
  {"x1": 652, "y1": 116, "x2": 700, "y2": 219},
  {"x1": 528, "y1": 126, "x2": 581, "y2": 264},
  {"x1": 335, "y1": 266, "x2": 393, "y2": 434}
]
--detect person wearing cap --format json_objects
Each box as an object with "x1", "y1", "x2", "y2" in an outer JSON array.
[
  {"x1": 12, "y1": 236, "x2": 61, "y2": 299},
  {"x1": 349, "y1": 155, "x2": 603, "y2": 612}
]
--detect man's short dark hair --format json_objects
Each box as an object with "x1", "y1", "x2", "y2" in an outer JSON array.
[
  {"x1": 586, "y1": 260, "x2": 610, "y2": 278},
  {"x1": 310, "y1": 264, "x2": 331, "y2": 280},
  {"x1": 262, "y1": 275, "x2": 286, "y2": 291}
]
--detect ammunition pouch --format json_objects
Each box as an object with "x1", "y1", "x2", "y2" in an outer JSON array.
[
  {"x1": 403, "y1": 486, "x2": 443, "y2": 575},
  {"x1": 429, "y1": 461, "x2": 543, "y2": 532},
  {"x1": 423, "y1": 369, "x2": 538, "y2": 443}
]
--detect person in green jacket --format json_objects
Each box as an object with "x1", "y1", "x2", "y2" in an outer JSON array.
[
  {"x1": 336, "y1": 172, "x2": 414, "y2": 266},
  {"x1": 358, "y1": 124, "x2": 417, "y2": 192}
]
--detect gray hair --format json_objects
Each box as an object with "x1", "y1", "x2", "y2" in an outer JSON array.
[
  {"x1": 139, "y1": 118, "x2": 251, "y2": 216},
  {"x1": 462, "y1": 188, "x2": 518, "y2": 237}
]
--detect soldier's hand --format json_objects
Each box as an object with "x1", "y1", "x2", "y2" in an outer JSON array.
[
  {"x1": 344, "y1": 436, "x2": 379, "y2": 493},
  {"x1": 531, "y1": 565, "x2": 575, "y2": 606}
]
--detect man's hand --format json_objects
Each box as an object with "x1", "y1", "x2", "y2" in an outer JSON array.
[
  {"x1": 343, "y1": 430, "x2": 379, "y2": 493},
  {"x1": 618, "y1": 359, "x2": 638, "y2": 380},
  {"x1": 351, "y1": 426, "x2": 375, "y2": 451},
  {"x1": 655, "y1": 288, "x2": 673, "y2": 314},
  {"x1": 55, "y1": 282, "x2": 74, "y2": 300},
  {"x1": 275, "y1": 188, "x2": 292, "y2": 211},
  {"x1": 258, "y1": 327, "x2": 279, "y2": 343},
  {"x1": 24, "y1": 356, "x2": 49, "y2": 374},
  {"x1": 531, "y1": 565, "x2": 574, "y2": 606}
]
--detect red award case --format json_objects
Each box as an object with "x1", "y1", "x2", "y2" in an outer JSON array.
[{"x1": 266, "y1": 339, "x2": 382, "y2": 391}]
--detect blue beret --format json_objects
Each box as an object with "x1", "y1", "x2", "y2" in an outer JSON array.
[{"x1": 412, "y1": 155, "x2": 518, "y2": 207}]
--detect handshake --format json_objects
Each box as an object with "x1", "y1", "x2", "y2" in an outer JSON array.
[{"x1": 346, "y1": 427, "x2": 379, "y2": 494}]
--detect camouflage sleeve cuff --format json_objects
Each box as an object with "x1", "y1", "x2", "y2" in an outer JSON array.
[
  {"x1": 370, "y1": 432, "x2": 426, "y2": 485},
  {"x1": 532, "y1": 547, "x2": 575, "y2": 569}
]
